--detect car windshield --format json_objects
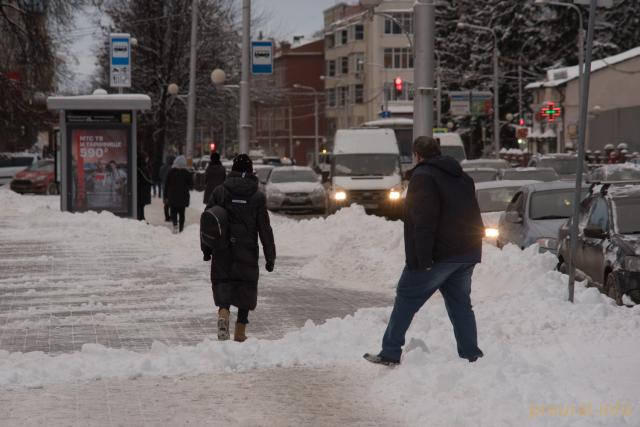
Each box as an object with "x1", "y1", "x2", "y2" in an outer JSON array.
[
  {"x1": 613, "y1": 198, "x2": 640, "y2": 234},
  {"x1": 333, "y1": 154, "x2": 398, "y2": 177},
  {"x1": 465, "y1": 170, "x2": 497, "y2": 183},
  {"x1": 254, "y1": 168, "x2": 272, "y2": 182},
  {"x1": 529, "y1": 189, "x2": 587, "y2": 220},
  {"x1": 11, "y1": 156, "x2": 35, "y2": 167},
  {"x1": 502, "y1": 169, "x2": 559, "y2": 182},
  {"x1": 440, "y1": 146, "x2": 466, "y2": 162},
  {"x1": 590, "y1": 166, "x2": 640, "y2": 182},
  {"x1": 476, "y1": 186, "x2": 521, "y2": 212},
  {"x1": 536, "y1": 158, "x2": 579, "y2": 175},
  {"x1": 270, "y1": 170, "x2": 318, "y2": 183},
  {"x1": 27, "y1": 161, "x2": 54, "y2": 172}
]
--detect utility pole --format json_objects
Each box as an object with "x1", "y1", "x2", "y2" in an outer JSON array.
[
  {"x1": 568, "y1": 0, "x2": 597, "y2": 303},
  {"x1": 436, "y1": 53, "x2": 442, "y2": 128},
  {"x1": 288, "y1": 103, "x2": 293, "y2": 160},
  {"x1": 239, "y1": 0, "x2": 251, "y2": 154},
  {"x1": 186, "y1": 0, "x2": 198, "y2": 165},
  {"x1": 413, "y1": 0, "x2": 436, "y2": 139}
]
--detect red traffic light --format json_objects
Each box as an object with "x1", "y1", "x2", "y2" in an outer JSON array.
[
  {"x1": 519, "y1": 118, "x2": 525, "y2": 126},
  {"x1": 394, "y1": 77, "x2": 403, "y2": 93},
  {"x1": 209, "y1": 143, "x2": 217, "y2": 152}
]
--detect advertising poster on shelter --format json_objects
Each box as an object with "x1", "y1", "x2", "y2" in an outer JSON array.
[{"x1": 71, "y1": 129, "x2": 129, "y2": 213}]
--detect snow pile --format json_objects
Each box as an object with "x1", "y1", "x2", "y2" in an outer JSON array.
[
  {"x1": 1, "y1": 242, "x2": 639, "y2": 426},
  {"x1": 272, "y1": 205, "x2": 405, "y2": 291}
]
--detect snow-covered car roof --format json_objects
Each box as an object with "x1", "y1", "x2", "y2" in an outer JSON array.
[
  {"x1": 462, "y1": 158, "x2": 510, "y2": 167},
  {"x1": 522, "y1": 180, "x2": 588, "y2": 193},
  {"x1": 475, "y1": 180, "x2": 542, "y2": 190},
  {"x1": 463, "y1": 167, "x2": 498, "y2": 172},
  {"x1": 531, "y1": 153, "x2": 578, "y2": 160},
  {"x1": 604, "y1": 184, "x2": 640, "y2": 199}
]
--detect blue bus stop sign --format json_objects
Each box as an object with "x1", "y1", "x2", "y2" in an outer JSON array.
[{"x1": 251, "y1": 41, "x2": 273, "y2": 75}]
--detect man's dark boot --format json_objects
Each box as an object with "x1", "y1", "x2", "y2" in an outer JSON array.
[{"x1": 363, "y1": 353, "x2": 399, "y2": 367}]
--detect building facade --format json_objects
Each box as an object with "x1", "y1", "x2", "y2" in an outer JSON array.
[
  {"x1": 526, "y1": 46, "x2": 640, "y2": 154},
  {"x1": 251, "y1": 38, "x2": 325, "y2": 165},
  {"x1": 323, "y1": 0, "x2": 415, "y2": 144}
]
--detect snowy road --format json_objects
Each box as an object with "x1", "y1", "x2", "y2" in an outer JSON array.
[{"x1": 1, "y1": 188, "x2": 640, "y2": 426}]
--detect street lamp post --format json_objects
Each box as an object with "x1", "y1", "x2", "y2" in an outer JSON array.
[
  {"x1": 457, "y1": 22, "x2": 500, "y2": 157},
  {"x1": 239, "y1": 0, "x2": 251, "y2": 154},
  {"x1": 186, "y1": 0, "x2": 198, "y2": 166},
  {"x1": 293, "y1": 84, "x2": 320, "y2": 167},
  {"x1": 413, "y1": 0, "x2": 435, "y2": 139}
]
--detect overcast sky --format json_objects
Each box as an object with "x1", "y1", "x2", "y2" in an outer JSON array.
[{"x1": 69, "y1": 0, "x2": 350, "y2": 88}]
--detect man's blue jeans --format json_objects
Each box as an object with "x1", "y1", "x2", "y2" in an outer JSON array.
[{"x1": 380, "y1": 263, "x2": 482, "y2": 362}]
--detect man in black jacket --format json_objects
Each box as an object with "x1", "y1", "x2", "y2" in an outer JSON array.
[
  {"x1": 203, "y1": 152, "x2": 226, "y2": 204},
  {"x1": 203, "y1": 155, "x2": 276, "y2": 342},
  {"x1": 365, "y1": 136, "x2": 485, "y2": 366}
]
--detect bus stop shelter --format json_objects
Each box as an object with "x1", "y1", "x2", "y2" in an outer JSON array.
[{"x1": 47, "y1": 94, "x2": 151, "y2": 218}]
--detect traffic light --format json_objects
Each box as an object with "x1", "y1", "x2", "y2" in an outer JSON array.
[
  {"x1": 519, "y1": 118, "x2": 525, "y2": 127},
  {"x1": 394, "y1": 77, "x2": 403, "y2": 95},
  {"x1": 209, "y1": 143, "x2": 216, "y2": 153}
]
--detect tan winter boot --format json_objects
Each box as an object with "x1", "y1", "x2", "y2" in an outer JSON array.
[
  {"x1": 234, "y1": 323, "x2": 247, "y2": 342},
  {"x1": 217, "y1": 308, "x2": 230, "y2": 341}
]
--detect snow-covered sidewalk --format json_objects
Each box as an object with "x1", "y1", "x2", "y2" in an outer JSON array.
[{"x1": 1, "y1": 188, "x2": 639, "y2": 426}]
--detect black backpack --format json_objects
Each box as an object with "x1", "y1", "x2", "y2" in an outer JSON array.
[{"x1": 200, "y1": 205, "x2": 230, "y2": 251}]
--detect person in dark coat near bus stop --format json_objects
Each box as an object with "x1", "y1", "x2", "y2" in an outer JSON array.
[
  {"x1": 164, "y1": 155, "x2": 193, "y2": 233},
  {"x1": 136, "y1": 154, "x2": 153, "y2": 221},
  {"x1": 203, "y1": 154, "x2": 276, "y2": 342},
  {"x1": 203, "y1": 151, "x2": 226, "y2": 204},
  {"x1": 159, "y1": 155, "x2": 175, "y2": 222},
  {"x1": 364, "y1": 136, "x2": 485, "y2": 366}
]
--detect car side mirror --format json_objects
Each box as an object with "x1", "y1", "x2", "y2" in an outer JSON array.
[
  {"x1": 584, "y1": 225, "x2": 607, "y2": 239},
  {"x1": 505, "y1": 211, "x2": 523, "y2": 224}
]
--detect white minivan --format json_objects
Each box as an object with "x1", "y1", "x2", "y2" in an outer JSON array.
[{"x1": 330, "y1": 128, "x2": 403, "y2": 216}]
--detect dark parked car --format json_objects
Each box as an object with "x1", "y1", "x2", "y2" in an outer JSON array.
[{"x1": 557, "y1": 184, "x2": 640, "y2": 305}]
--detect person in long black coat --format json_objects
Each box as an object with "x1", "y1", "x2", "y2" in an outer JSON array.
[
  {"x1": 203, "y1": 154, "x2": 276, "y2": 342},
  {"x1": 136, "y1": 155, "x2": 153, "y2": 221},
  {"x1": 164, "y1": 155, "x2": 193, "y2": 233},
  {"x1": 203, "y1": 152, "x2": 226, "y2": 204},
  {"x1": 159, "y1": 155, "x2": 175, "y2": 221}
]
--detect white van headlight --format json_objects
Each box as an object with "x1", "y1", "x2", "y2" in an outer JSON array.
[
  {"x1": 485, "y1": 228, "x2": 499, "y2": 238},
  {"x1": 334, "y1": 191, "x2": 347, "y2": 201},
  {"x1": 389, "y1": 190, "x2": 401, "y2": 201}
]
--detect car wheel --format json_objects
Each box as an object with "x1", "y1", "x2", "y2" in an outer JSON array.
[
  {"x1": 46, "y1": 183, "x2": 58, "y2": 195},
  {"x1": 606, "y1": 273, "x2": 623, "y2": 306},
  {"x1": 557, "y1": 260, "x2": 568, "y2": 274}
]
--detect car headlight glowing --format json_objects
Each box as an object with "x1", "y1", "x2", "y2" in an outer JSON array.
[
  {"x1": 334, "y1": 191, "x2": 347, "y2": 201},
  {"x1": 389, "y1": 190, "x2": 401, "y2": 201},
  {"x1": 485, "y1": 228, "x2": 499, "y2": 238},
  {"x1": 623, "y1": 256, "x2": 640, "y2": 271}
]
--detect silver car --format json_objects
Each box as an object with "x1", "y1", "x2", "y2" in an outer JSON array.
[
  {"x1": 497, "y1": 181, "x2": 588, "y2": 253},
  {"x1": 265, "y1": 166, "x2": 327, "y2": 214}
]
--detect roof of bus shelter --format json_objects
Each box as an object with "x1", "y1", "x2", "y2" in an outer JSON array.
[{"x1": 47, "y1": 94, "x2": 152, "y2": 111}]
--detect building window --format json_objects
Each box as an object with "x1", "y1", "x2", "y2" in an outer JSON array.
[
  {"x1": 327, "y1": 60, "x2": 336, "y2": 77},
  {"x1": 384, "y1": 48, "x2": 413, "y2": 69},
  {"x1": 384, "y1": 13, "x2": 413, "y2": 35},
  {"x1": 327, "y1": 88, "x2": 336, "y2": 108},
  {"x1": 355, "y1": 24, "x2": 364, "y2": 40},
  {"x1": 325, "y1": 33, "x2": 335, "y2": 49},
  {"x1": 352, "y1": 53, "x2": 365, "y2": 74},
  {"x1": 354, "y1": 84, "x2": 364, "y2": 104},
  {"x1": 341, "y1": 29, "x2": 348, "y2": 45},
  {"x1": 341, "y1": 57, "x2": 349, "y2": 75},
  {"x1": 337, "y1": 86, "x2": 348, "y2": 106}
]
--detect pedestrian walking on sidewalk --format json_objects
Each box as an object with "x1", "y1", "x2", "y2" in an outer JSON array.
[
  {"x1": 160, "y1": 156, "x2": 175, "y2": 222},
  {"x1": 203, "y1": 152, "x2": 226, "y2": 204},
  {"x1": 164, "y1": 155, "x2": 193, "y2": 233},
  {"x1": 364, "y1": 136, "x2": 485, "y2": 366},
  {"x1": 136, "y1": 154, "x2": 153, "y2": 221},
  {"x1": 203, "y1": 154, "x2": 276, "y2": 342}
]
